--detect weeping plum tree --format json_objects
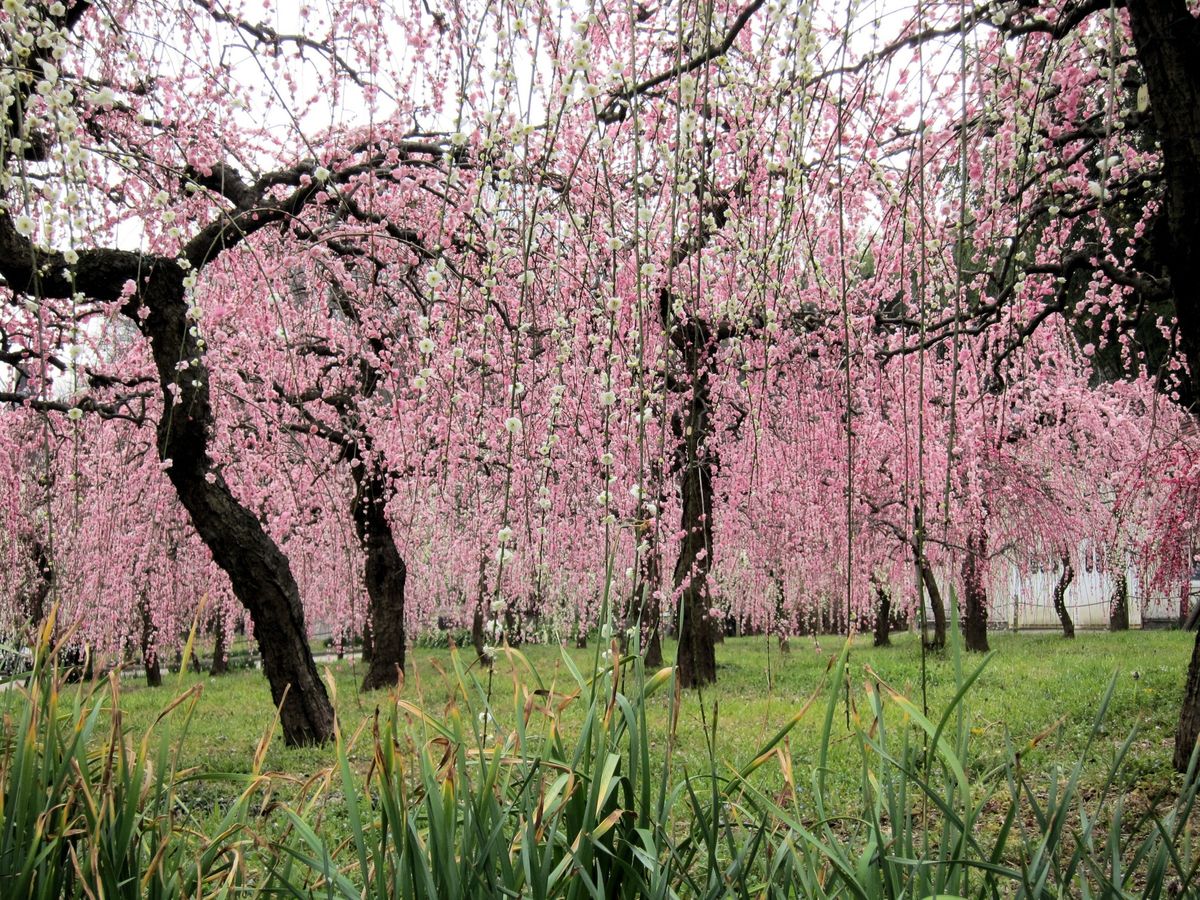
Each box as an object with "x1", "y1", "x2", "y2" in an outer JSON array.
[
  {"x1": 910, "y1": 0, "x2": 1200, "y2": 770},
  {"x1": 0, "y1": 0, "x2": 447, "y2": 743}
]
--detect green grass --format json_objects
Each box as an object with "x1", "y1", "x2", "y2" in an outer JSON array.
[
  {"x1": 15, "y1": 627, "x2": 1200, "y2": 897},
  {"x1": 109, "y1": 629, "x2": 1192, "y2": 816}
]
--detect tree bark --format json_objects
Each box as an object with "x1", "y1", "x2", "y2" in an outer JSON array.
[
  {"x1": 22, "y1": 539, "x2": 51, "y2": 630},
  {"x1": 670, "y1": 318, "x2": 718, "y2": 688},
  {"x1": 353, "y1": 451, "x2": 407, "y2": 692},
  {"x1": 912, "y1": 505, "x2": 946, "y2": 650},
  {"x1": 139, "y1": 593, "x2": 162, "y2": 688},
  {"x1": 472, "y1": 557, "x2": 490, "y2": 663},
  {"x1": 772, "y1": 571, "x2": 792, "y2": 653},
  {"x1": 0, "y1": 239, "x2": 333, "y2": 744},
  {"x1": 1110, "y1": 570, "x2": 1130, "y2": 632},
  {"x1": 1176, "y1": 629, "x2": 1200, "y2": 772},
  {"x1": 210, "y1": 608, "x2": 229, "y2": 676},
  {"x1": 1125, "y1": 0, "x2": 1200, "y2": 777},
  {"x1": 872, "y1": 578, "x2": 891, "y2": 648},
  {"x1": 961, "y1": 530, "x2": 990, "y2": 652},
  {"x1": 1052, "y1": 555, "x2": 1075, "y2": 639},
  {"x1": 628, "y1": 507, "x2": 664, "y2": 667},
  {"x1": 918, "y1": 558, "x2": 946, "y2": 650},
  {"x1": 0, "y1": 165, "x2": 340, "y2": 742},
  {"x1": 362, "y1": 620, "x2": 374, "y2": 662}
]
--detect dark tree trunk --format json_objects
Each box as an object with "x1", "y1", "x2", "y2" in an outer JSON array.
[
  {"x1": 139, "y1": 594, "x2": 162, "y2": 688},
  {"x1": 0, "y1": 194, "x2": 335, "y2": 745},
  {"x1": 119, "y1": 260, "x2": 330, "y2": 741},
  {"x1": 918, "y1": 557, "x2": 946, "y2": 650},
  {"x1": 1177, "y1": 629, "x2": 1200, "y2": 772},
  {"x1": 472, "y1": 600, "x2": 487, "y2": 658},
  {"x1": 574, "y1": 612, "x2": 589, "y2": 649},
  {"x1": 629, "y1": 507, "x2": 664, "y2": 667},
  {"x1": 962, "y1": 530, "x2": 990, "y2": 652},
  {"x1": 1125, "y1": 0, "x2": 1200, "y2": 772},
  {"x1": 123, "y1": 261, "x2": 331, "y2": 742},
  {"x1": 210, "y1": 608, "x2": 229, "y2": 676},
  {"x1": 22, "y1": 539, "x2": 51, "y2": 630},
  {"x1": 670, "y1": 319, "x2": 718, "y2": 688},
  {"x1": 772, "y1": 572, "x2": 792, "y2": 653},
  {"x1": 912, "y1": 506, "x2": 946, "y2": 650},
  {"x1": 1110, "y1": 570, "x2": 1130, "y2": 632},
  {"x1": 472, "y1": 557, "x2": 489, "y2": 663},
  {"x1": 353, "y1": 452, "x2": 407, "y2": 692},
  {"x1": 1052, "y1": 555, "x2": 1075, "y2": 639},
  {"x1": 362, "y1": 621, "x2": 374, "y2": 663},
  {"x1": 872, "y1": 579, "x2": 891, "y2": 648}
]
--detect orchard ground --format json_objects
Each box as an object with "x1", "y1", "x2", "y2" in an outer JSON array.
[{"x1": 109, "y1": 629, "x2": 1192, "y2": 821}]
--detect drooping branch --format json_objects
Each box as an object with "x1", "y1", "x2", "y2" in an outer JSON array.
[
  {"x1": 0, "y1": 391, "x2": 150, "y2": 425},
  {"x1": 599, "y1": 0, "x2": 766, "y2": 122}
]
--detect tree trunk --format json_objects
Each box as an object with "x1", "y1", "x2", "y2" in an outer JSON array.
[
  {"x1": 918, "y1": 557, "x2": 946, "y2": 650},
  {"x1": 504, "y1": 603, "x2": 523, "y2": 647},
  {"x1": 872, "y1": 578, "x2": 891, "y2": 648},
  {"x1": 0, "y1": 207, "x2": 334, "y2": 746},
  {"x1": 1125, "y1": 0, "x2": 1200, "y2": 778},
  {"x1": 362, "y1": 621, "x2": 374, "y2": 662},
  {"x1": 671, "y1": 319, "x2": 718, "y2": 688},
  {"x1": 352, "y1": 452, "x2": 407, "y2": 692},
  {"x1": 139, "y1": 594, "x2": 162, "y2": 688},
  {"x1": 772, "y1": 572, "x2": 792, "y2": 653},
  {"x1": 1052, "y1": 555, "x2": 1075, "y2": 639},
  {"x1": 22, "y1": 539, "x2": 51, "y2": 630},
  {"x1": 210, "y1": 608, "x2": 229, "y2": 676},
  {"x1": 629, "y1": 507, "x2": 664, "y2": 667},
  {"x1": 136, "y1": 264, "x2": 332, "y2": 744},
  {"x1": 912, "y1": 506, "x2": 946, "y2": 650},
  {"x1": 1176, "y1": 627, "x2": 1200, "y2": 772},
  {"x1": 574, "y1": 610, "x2": 589, "y2": 649},
  {"x1": 1110, "y1": 570, "x2": 1130, "y2": 632},
  {"x1": 961, "y1": 530, "x2": 990, "y2": 652},
  {"x1": 472, "y1": 557, "x2": 490, "y2": 663},
  {"x1": 472, "y1": 600, "x2": 487, "y2": 658}
]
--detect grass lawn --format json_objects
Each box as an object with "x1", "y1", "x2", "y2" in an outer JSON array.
[{"x1": 109, "y1": 628, "x2": 1194, "y2": 821}]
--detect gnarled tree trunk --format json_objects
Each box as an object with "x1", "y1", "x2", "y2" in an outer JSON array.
[
  {"x1": 872, "y1": 577, "x2": 891, "y2": 648},
  {"x1": 912, "y1": 506, "x2": 946, "y2": 650},
  {"x1": 918, "y1": 558, "x2": 947, "y2": 650},
  {"x1": 210, "y1": 608, "x2": 229, "y2": 676},
  {"x1": 1124, "y1": 0, "x2": 1200, "y2": 774},
  {"x1": 22, "y1": 539, "x2": 51, "y2": 631},
  {"x1": 628, "y1": 506, "x2": 664, "y2": 667},
  {"x1": 670, "y1": 318, "x2": 718, "y2": 689},
  {"x1": 139, "y1": 593, "x2": 162, "y2": 688},
  {"x1": 961, "y1": 530, "x2": 990, "y2": 652},
  {"x1": 1110, "y1": 570, "x2": 1130, "y2": 632},
  {"x1": 0, "y1": 185, "x2": 337, "y2": 743},
  {"x1": 1052, "y1": 555, "x2": 1075, "y2": 639},
  {"x1": 353, "y1": 452, "x2": 407, "y2": 692}
]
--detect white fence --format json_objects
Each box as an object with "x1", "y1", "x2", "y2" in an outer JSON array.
[{"x1": 923, "y1": 553, "x2": 1190, "y2": 630}]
